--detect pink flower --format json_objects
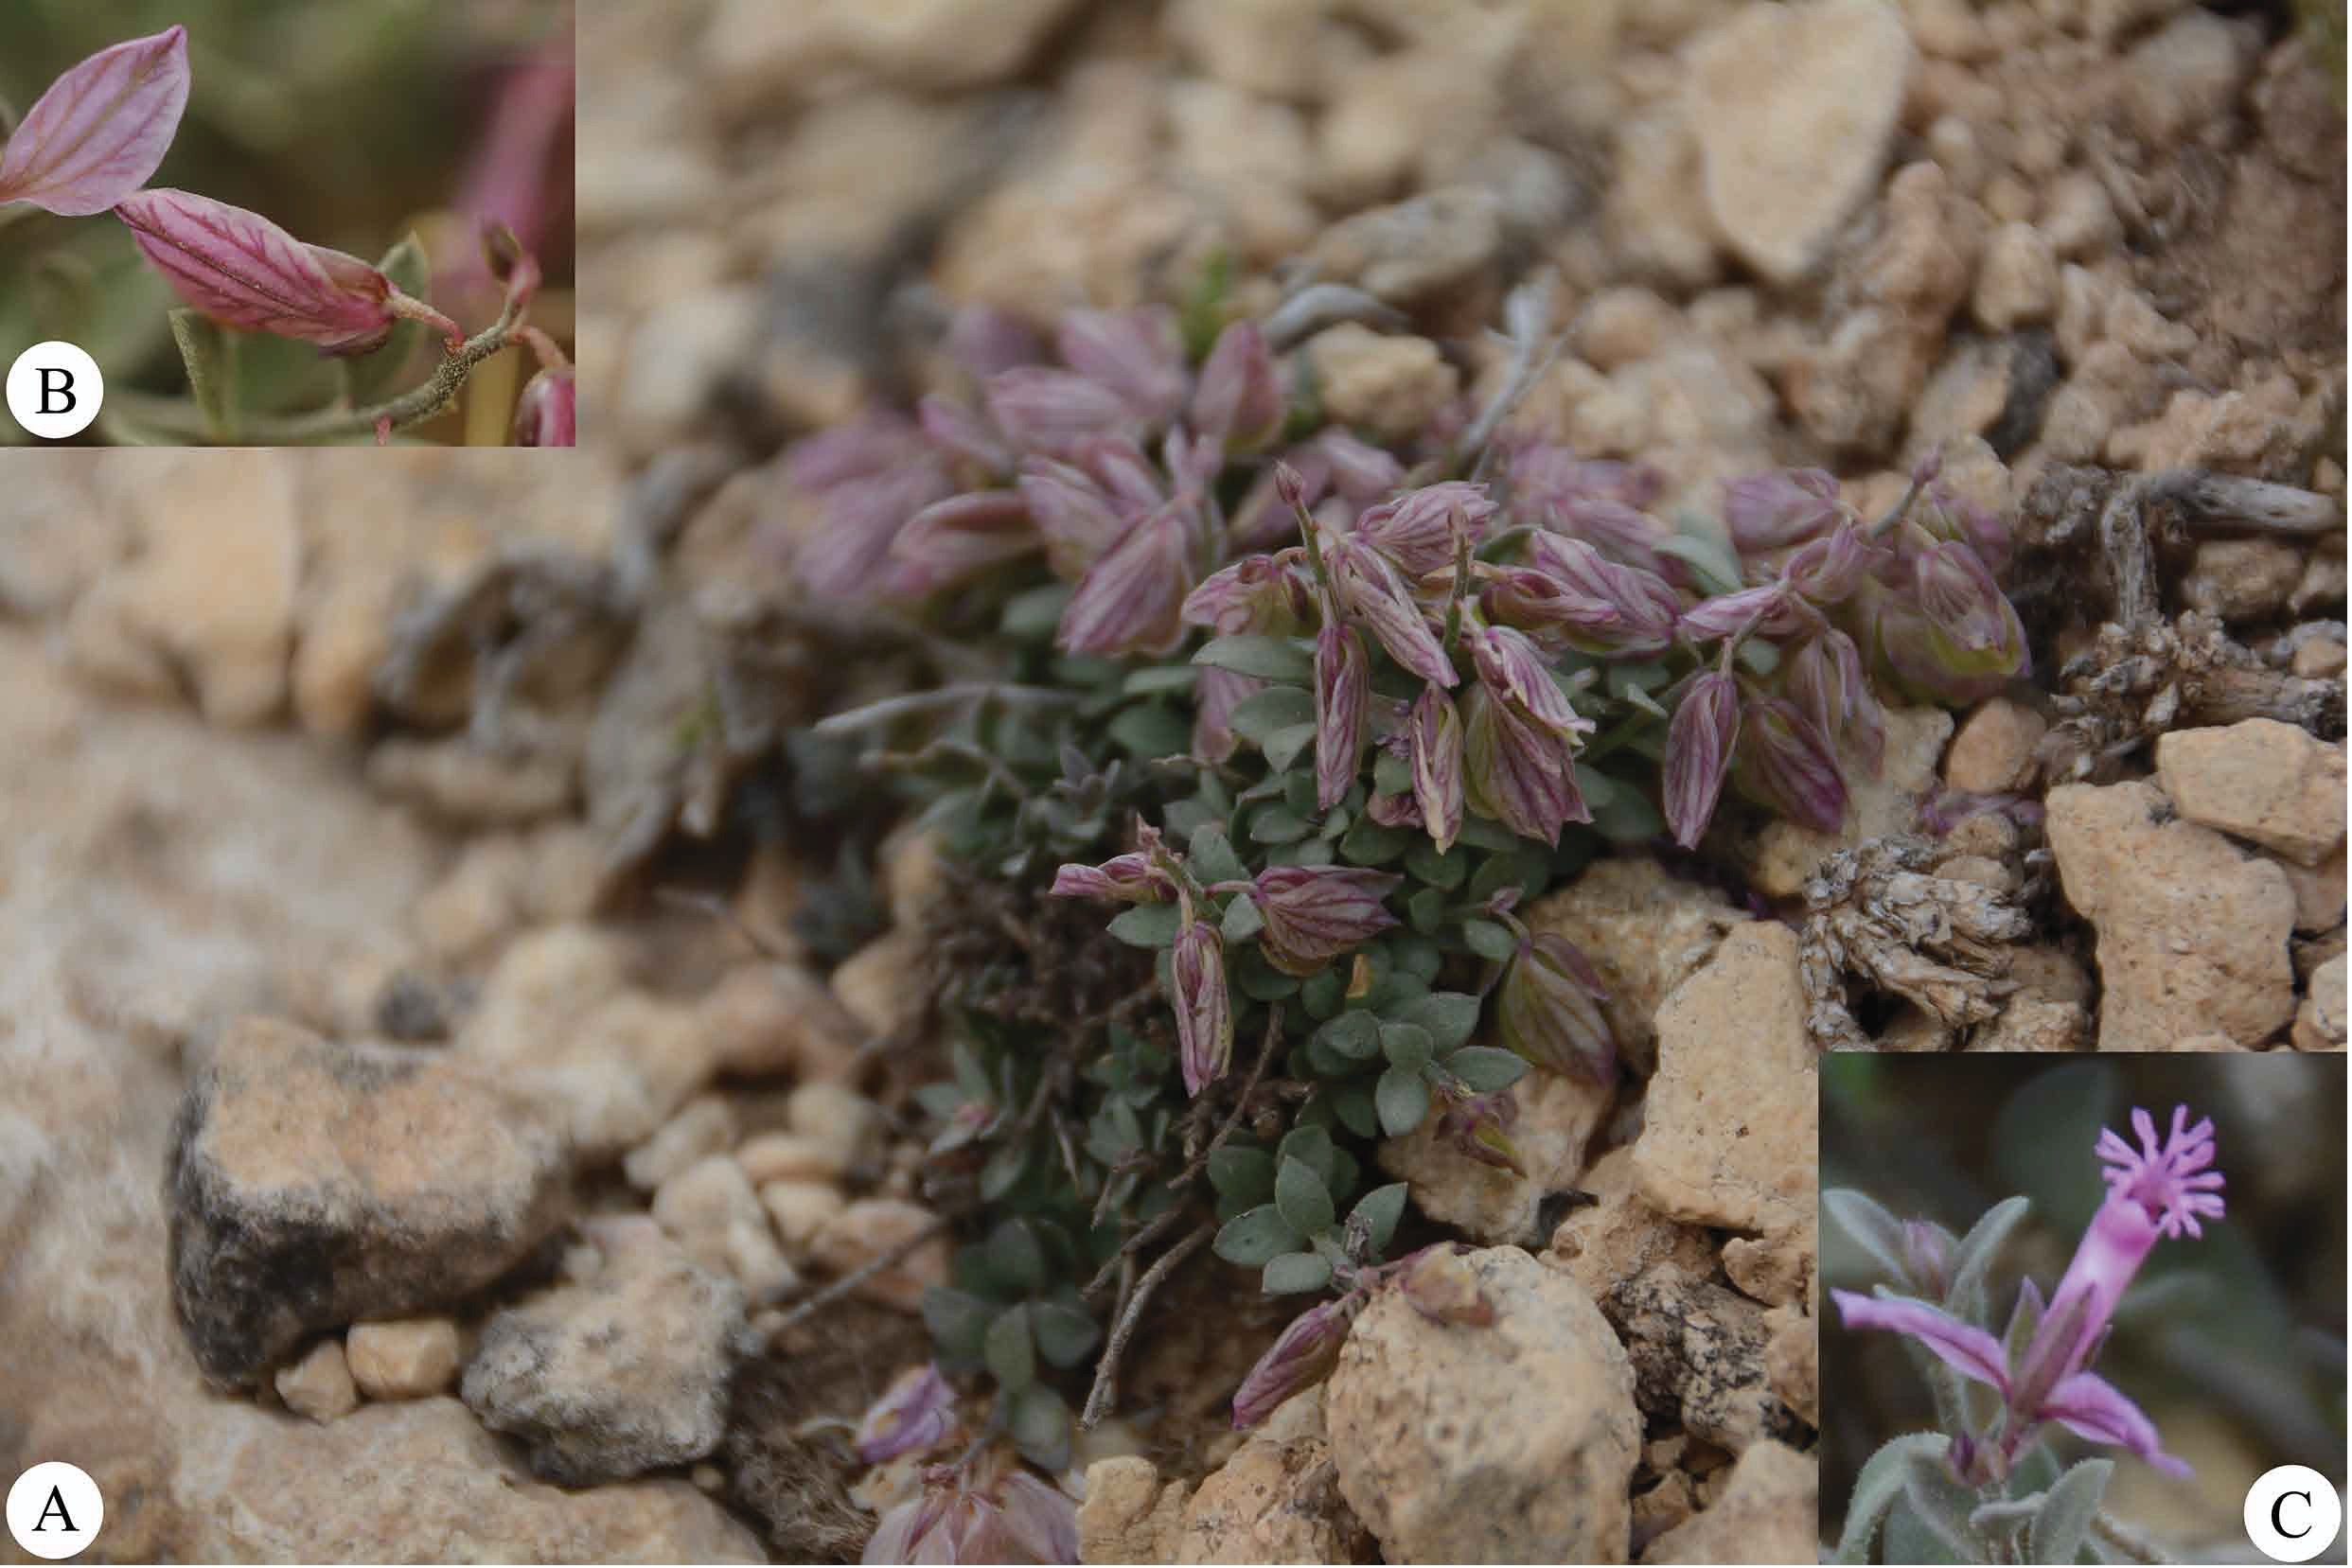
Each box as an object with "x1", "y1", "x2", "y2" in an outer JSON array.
[
  {"x1": 1785, "y1": 629, "x2": 1884, "y2": 778},
  {"x1": 889, "y1": 490, "x2": 1039, "y2": 595},
  {"x1": 1193, "y1": 666, "x2": 1262, "y2": 765},
  {"x1": 1461, "y1": 686, "x2": 1589, "y2": 846},
  {"x1": 855, "y1": 1364, "x2": 959, "y2": 1464},
  {"x1": 1876, "y1": 537, "x2": 2030, "y2": 706},
  {"x1": 1315, "y1": 625, "x2": 1371, "y2": 812},
  {"x1": 864, "y1": 1453, "x2": 1078, "y2": 1565},
  {"x1": 1055, "y1": 502, "x2": 1197, "y2": 657},
  {"x1": 1353, "y1": 482, "x2": 1498, "y2": 581},
  {"x1": 1323, "y1": 531, "x2": 1456, "y2": 688},
  {"x1": 1408, "y1": 684, "x2": 1465, "y2": 854},
  {"x1": 1723, "y1": 468, "x2": 1844, "y2": 552},
  {"x1": 1056, "y1": 308, "x2": 1187, "y2": 425},
  {"x1": 1231, "y1": 1296, "x2": 1359, "y2": 1429},
  {"x1": 1732, "y1": 695, "x2": 1848, "y2": 836},
  {"x1": 1050, "y1": 837, "x2": 1174, "y2": 904},
  {"x1": 1662, "y1": 670, "x2": 1740, "y2": 850},
  {"x1": 1247, "y1": 865, "x2": 1402, "y2": 977},
  {"x1": 1172, "y1": 918, "x2": 1233, "y2": 1098},
  {"x1": 1495, "y1": 933, "x2": 1613, "y2": 1081},
  {"x1": 983, "y1": 367, "x2": 1134, "y2": 459},
  {"x1": 1016, "y1": 459, "x2": 1128, "y2": 581},
  {"x1": 0, "y1": 27, "x2": 188, "y2": 216},
  {"x1": 512, "y1": 367, "x2": 575, "y2": 448},
  {"x1": 1191, "y1": 320, "x2": 1283, "y2": 449},
  {"x1": 1181, "y1": 552, "x2": 1314, "y2": 637},
  {"x1": 794, "y1": 465, "x2": 957, "y2": 601},
  {"x1": 1466, "y1": 624, "x2": 1585, "y2": 741},
  {"x1": 116, "y1": 189, "x2": 450, "y2": 355}
]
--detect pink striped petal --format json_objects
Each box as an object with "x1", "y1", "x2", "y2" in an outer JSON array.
[
  {"x1": 1830, "y1": 1288, "x2": 2012, "y2": 1393},
  {"x1": 0, "y1": 27, "x2": 188, "y2": 216},
  {"x1": 2043, "y1": 1370, "x2": 2191, "y2": 1476},
  {"x1": 115, "y1": 189, "x2": 400, "y2": 355}
]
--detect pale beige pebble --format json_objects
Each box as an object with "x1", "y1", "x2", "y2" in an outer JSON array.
[
  {"x1": 2292, "y1": 953, "x2": 2347, "y2": 1051},
  {"x1": 735, "y1": 1131, "x2": 845, "y2": 1186},
  {"x1": 1612, "y1": 344, "x2": 1777, "y2": 468},
  {"x1": 410, "y1": 836, "x2": 530, "y2": 965},
  {"x1": 831, "y1": 927, "x2": 930, "y2": 1041},
  {"x1": 1576, "y1": 287, "x2": 1683, "y2": 372},
  {"x1": 1166, "y1": 79, "x2": 1321, "y2": 263},
  {"x1": 1971, "y1": 221, "x2": 2059, "y2": 331},
  {"x1": 1568, "y1": 379, "x2": 1653, "y2": 456},
  {"x1": 482, "y1": 984, "x2": 720, "y2": 1160},
  {"x1": 2039, "y1": 170, "x2": 2122, "y2": 261},
  {"x1": 275, "y1": 1338, "x2": 360, "y2": 1422},
  {"x1": 1314, "y1": 49, "x2": 1499, "y2": 208},
  {"x1": 1901, "y1": 0, "x2": 1993, "y2": 60},
  {"x1": 1943, "y1": 809, "x2": 2023, "y2": 862},
  {"x1": 699, "y1": 961, "x2": 864, "y2": 1083},
  {"x1": 1633, "y1": 1472, "x2": 1700, "y2": 1556},
  {"x1": 346, "y1": 1317, "x2": 462, "y2": 1401},
  {"x1": 1524, "y1": 858, "x2": 1752, "y2": 1075},
  {"x1": 1302, "y1": 326, "x2": 1460, "y2": 444},
  {"x1": 2054, "y1": 263, "x2": 2115, "y2": 365},
  {"x1": 2179, "y1": 538, "x2": 2307, "y2": 623},
  {"x1": 1969, "y1": 997, "x2": 2092, "y2": 1052},
  {"x1": 1944, "y1": 698, "x2": 2048, "y2": 795},
  {"x1": 1176, "y1": 1387, "x2": 1371, "y2": 1562},
  {"x1": 2084, "y1": 0, "x2": 2195, "y2": 44},
  {"x1": 64, "y1": 452, "x2": 299, "y2": 725},
  {"x1": 625, "y1": 1097, "x2": 740, "y2": 1193},
  {"x1": 1747, "y1": 707, "x2": 1955, "y2": 899},
  {"x1": 619, "y1": 286, "x2": 760, "y2": 442},
  {"x1": 518, "y1": 822, "x2": 606, "y2": 925},
  {"x1": 757, "y1": 1180, "x2": 846, "y2": 1252},
  {"x1": 1377, "y1": 1070, "x2": 1615, "y2": 1245},
  {"x1": 365, "y1": 736, "x2": 577, "y2": 827},
  {"x1": 1326, "y1": 1248, "x2": 1640, "y2": 1562},
  {"x1": 749, "y1": 95, "x2": 994, "y2": 263},
  {"x1": 1304, "y1": 185, "x2": 1507, "y2": 308},
  {"x1": 1639, "y1": 1440, "x2": 1817, "y2": 1563},
  {"x1": 1761, "y1": 1306, "x2": 1816, "y2": 1426},
  {"x1": 1911, "y1": 339, "x2": 2013, "y2": 450},
  {"x1": 2122, "y1": 9, "x2": 2254, "y2": 144},
  {"x1": 650, "y1": 1155, "x2": 798, "y2": 1304},
  {"x1": 2104, "y1": 289, "x2": 2199, "y2": 363},
  {"x1": 881, "y1": 826, "x2": 952, "y2": 934},
  {"x1": 807, "y1": 1198, "x2": 950, "y2": 1313},
  {"x1": 1723, "y1": 1228, "x2": 1812, "y2": 1308},
  {"x1": 2280, "y1": 850, "x2": 2346, "y2": 934},
  {"x1": 1081, "y1": 1455, "x2": 1189, "y2": 1565},
  {"x1": 1636, "y1": 924, "x2": 1816, "y2": 1236},
  {"x1": 1921, "y1": 113, "x2": 1984, "y2": 192},
  {"x1": 785, "y1": 1082, "x2": 881, "y2": 1176},
  {"x1": 2156, "y1": 1031, "x2": 2251, "y2": 1051},
  {"x1": 1979, "y1": 172, "x2": 2039, "y2": 226},
  {"x1": 2292, "y1": 538, "x2": 2349, "y2": 616},
  {"x1": 699, "y1": 0, "x2": 1083, "y2": 98},
  {"x1": 1546, "y1": 1146, "x2": 1719, "y2": 1306},
  {"x1": 1687, "y1": 0, "x2": 1915, "y2": 286},
  {"x1": 2109, "y1": 379, "x2": 2312, "y2": 474},
  {"x1": 2292, "y1": 636, "x2": 2348, "y2": 679},
  {"x1": 1604, "y1": 103, "x2": 1724, "y2": 290},
  {"x1": 2046, "y1": 781, "x2": 2298, "y2": 1049},
  {"x1": 1786, "y1": 306, "x2": 1933, "y2": 455},
  {"x1": 291, "y1": 569, "x2": 396, "y2": 741},
  {"x1": 2039, "y1": 378, "x2": 2123, "y2": 465},
  {"x1": 1162, "y1": 0, "x2": 1339, "y2": 100},
  {"x1": 2155, "y1": 721, "x2": 2347, "y2": 867}
]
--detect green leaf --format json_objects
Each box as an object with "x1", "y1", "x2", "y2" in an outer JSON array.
[
  {"x1": 1033, "y1": 1300, "x2": 1104, "y2": 1369},
  {"x1": 1901, "y1": 1446, "x2": 1982, "y2": 1562},
  {"x1": 1195, "y1": 634, "x2": 1315, "y2": 684},
  {"x1": 1406, "y1": 885, "x2": 1447, "y2": 934},
  {"x1": 1339, "y1": 817, "x2": 1413, "y2": 864},
  {"x1": 1277, "y1": 1125, "x2": 1336, "y2": 1186},
  {"x1": 1215, "y1": 1203, "x2": 1304, "y2": 1267},
  {"x1": 1124, "y1": 663, "x2": 1201, "y2": 696},
  {"x1": 1108, "y1": 903, "x2": 1185, "y2": 947},
  {"x1": 1376, "y1": 1066, "x2": 1430, "y2": 1136},
  {"x1": 1208, "y1": 1146, "x2": 1276, "y2": 1201},
  {"x1": 1263, "y1": 1251, "x2": 1334, "y2": 1294},
  {"x1": 1221, "y1": 892, "x2": 1265, "y2": 943},
  {"x1": 1190, "y1": 824, "x2": 1248, "y2": 885},
  {"x1": 1652, "y1": 531, "x2": 1743, "y2": 597},
  {"x1": 168, "y1": 309, "x2": 234, "y2": 439},
  {"x1": 1459, "y1": 918, "x2": 1519, "y2": 961},
  {"x1": 1250, "y1": 805, "x2": 1313, "y2": 844},
  {"x1": 1584, "y1": 768, "x2": 1666, "y2": 844},
  {"x1": 2028, "y1": 1459, "x2": 2112, "y2": 1566},
  {"x1": 1948, "y1": 1196, "x2": 2030, "y2": 1323},
  {"x1": 1001, "y1": 582, "x2": 1073, "y2": 638},
  {"x1": 1404, "y1": 837, "x2": 1466, "y2": 889},
  {"x1": 1380, "y1": 1021, "x2": 1433, "y2": 1072},
  {"x1": 1235, "y1": 948, "x2": 1301, "y2": 1000},
  {"x1": 1317, "y1": 1011, "x2": 1384, "y2": 1060},
  {"x1": 1230, "y1": 685, "x2": 1317, "y2": 744},
  {"x1": 921, "y1": 1287, "x2": 997, "y2": 1365},
  {"x1": 1388, "y1": 993, "x2": 1481, "y2": 1052},
  {"x1": 1349, "y1": 1182, "x2": 1408, "y2": 1256},
  {"x1": 1372, "y1": 752, "x2": 1412, "y2": 796},
  {"x1": 986, "y1": 1219, "x2": 1048, "y2": 1294},
  {"x1": 979, "y1": 1137, "x2": 1033, "y2": 1202},
  {"x1": 1008, "y1": 1382, "x2": 1070, "y2": 1471},
  {"x1": 1275, "y1": 1154, "x2": 1335, "y2": 1236},
  {"x1": 1262, "y1": 721, "x2": 1317, "y2": 773},
  {"x1": 1109, "y1": 703, "x2": 1193, "y2": 759},
  {"x1": 1825, "y1": 1188, "x2": 1916, "y2": 1287},
  {"x1": 1333, "y1": 1082, "x2": 1379, "y2": 1138},
  {"x1": 1834, "y1": 1434, "x2": 1953, "y2": 1564},
  {"x1": 1300, "y1": 966, "x2": 1344, "y2": 1019},
  {"x1": 1448, "y1": 1047, "x2": 1530, "y2": 1092},
  {"x1": 340, "y1": 231, "x2": 432, "y2": 406},
  {"x1": 983, "y1": 1303, "x2": 1036, "y2": 1389}
]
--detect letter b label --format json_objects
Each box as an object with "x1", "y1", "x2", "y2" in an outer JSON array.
[{"x1": 6, "y1": 343, "x2": 103, "y2": 439}]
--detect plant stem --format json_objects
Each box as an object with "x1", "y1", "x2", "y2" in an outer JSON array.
[
  {"x1": 1080, "y1": 1220, "x2": 1214, "y2": 1429},
  {"x1": 814, "y1": 684, "x2": 1079, "y2": 735},
  {"x1": 222, "y1": 296, "x2": 528, "y2": 444}
]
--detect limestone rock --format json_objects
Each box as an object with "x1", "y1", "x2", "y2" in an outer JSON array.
[
  {"x1": 651, "y1": 1154, "x2": 799, "y2": 1304},
  {"x1": 808, "y1": 1197, "x2": 951, "y2": 1313},
  {"x1": 2293, "y1": 953, "x2": 2347, "y2": 1052},
  {"x1": 1546, "y1": 1146, "x2": 1719, "y2": 1307},
  {"x1": 1080, "y1": 1455, "x2": 1190, "y2": 1565},
  {"x1": 464, "y1": 1217, "x2": 756, "y2": 1485},
  {"x1": 1610, "y1": 1270, "x2": 1801, "y2": 1453},
  {"x1": 274, "y1": 1338, "x2": 359, "y2": 1423},
  {"x1": 1688, "y1": 0, "x2": 1916, "y2": 286},
  {"x1": 2154, "y1": 720, "x2": 2346, "y2": 867},
  {"x1": 1638, "y1": 1440, "x2": 1817, "y2": 1563},
  {"x1": 1326, "y1": 1247, "x2": 1639, "y2": 1562},
  {"x1": 2046, "y1": 781, "x2": 2298, "y2": 1049},
  {"x1": 1635, "y1": 925, "x2": 1816, "y2": 1236},
  {"x1": 1302, "y1": 326, "x2": 1461, "y2": 444},
  {"x1": 1376, "y1": 1070, "x2": 1615, "y2": 1245},
  {"x1": 1176, "y1": 1388, "x2": 1371, "y2": 1563},
  {"x1": 346, "y1": 1317, "x2": 463, "y2": 1401},
  {"x1": 1523, "y1": 857, "x2": 1752, "y2": 1075},
  {"x1": 697, "y1": 960, "x2": 866, "y2": 1081},
  {"x1": 1944, "y1": 698, "x2": 2046, "y2": 795},
  {"x1": 167, "y1": 1018, "x2": 572, "y2": 1387},
  {"x1": 625, "y1": 1096, "x2": 740, "y2": 1193}
]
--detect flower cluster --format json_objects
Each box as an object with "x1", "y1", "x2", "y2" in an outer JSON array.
[{"x1": 785, "y1": 286, "x2": 2028, "y2": 1522}]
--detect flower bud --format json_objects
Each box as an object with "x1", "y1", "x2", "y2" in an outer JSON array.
[
  {"x1": 1312, "y1": 427, "x2": 1409, "y2": 503},
  {"x1": 1056, "y1": 307, "x2": 1188, "y2": 424},
  {"x1": 1016, "y1": 458, "x2": 1127, "y2": 581},
  {"x1": 1676, "y1": 582, "x2": 1812, "y2": 643},
  {"x1": 1353, "y1": 482, "x2": 1498, "y2": 581},
  {"x1": 1055, "y1": 502, "x2": 1196, "y2": 657},
  {"x1": 1182, "y1": 551, "x2": 1314, "y2": 637},
  {"x1": 1079, "y1": 435, "x2": 1168, "y2": 511},
  {"x1": 1508, "y1": 535, "x2": 1679, "y2": 658},
  {"x1": 793, "y1": 466, "x2": 955, "y2": 601},
  {"x1": 983, "y1": 367, "x2": 1134, "y2": 459},
  {"x1": 1273, "y1": 460, "x2": 1311, "y2": 515},
  {"x1": 1249, "y1": 866, "x2": 1403, "y2": 977},
  {"x1": 1172, "y1": 918, "x2": 1234, "y2": 1098},
  {"x1": 1315, "y1": 625, "x2": 1371, "y2": 811},
  {"x1": 889, "y1": 488, "x2": 1039, "y2": 595},
  {"x1": 1547, "y1": 495, "x2": 1674, "y2": 576},
  {"x1": 1510, "y1": 447, "x2": 1664, "y2": 513},
  {"x1": 1877, "y1": 538, "x2": 2030, "y2": 706},
  {"x1": 1191, "y1": 320, "x2": 1284, "y2": 449},
  {"x1": 1466, "y1": 623, "x2": 1585, "y2": 741},
  {"x1": 1231, "y1": 1296, "x2": 1358, "y2": 1429},
  {"x1": 1408, "y1": 684, "x2": 1465, "y2": 853},
  {"x1": 1780, "y1": 523, "x2": 1874, "y2": 604},
  {"x1": 1323, "y1": 532, "x2": 1457, "y2": 688},
  {"x1": 919, "y1": 393, "x2": 1012, "y2": 476},
  {"x1": 1194, "y1": 666, "x2": 1261, "y2": 765},
  {"x1": 1901, "y1": 1221, "x2": 1954, "y2": 1301},
  {"x1": 0, "y1": 27, "x2": 188, "y2": 216},
  {"x1": 1662, "y1": 669, "x2": 1741, "y2": 850},
  {"x1": 1723, "y1": 468, "x2": 1844, "y2": 552},
  {"x1": 1733, "y1": 696, "x2": 1848, "y2": 835},
  {"x1": 511, "y1": 367, "x2": 575, "y2": 447},
  {"x1": 1461, "y1": 686, "x2": 1589, "y2": 846},
  {"x1": 786, "y1": 408, "x2": 927, "y2": 492},
  {"x1": 855, "y1": 1363, "x2": 958, "y2": 1463},
  {"x1": 1496, "y1": 932, "x2": 1614, "y2": 1081},
  {"x1": 1786, "y1": 629, "x2": 1884, "y2": 777},
  {"x1": 1050, "y1": 848, "x2": 1171, "y2": 903},
  {"x1": 1435, "y1": 1082, "x2": 1526, "y2": 1176}
]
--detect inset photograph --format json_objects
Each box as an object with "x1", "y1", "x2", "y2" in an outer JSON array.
[
  {"x1": 1822, "y1": 1053, "x2": 2346, "y2": 1563},
  {"x1": 0, "y1": 0, "x2": 572, "y2": 446}
]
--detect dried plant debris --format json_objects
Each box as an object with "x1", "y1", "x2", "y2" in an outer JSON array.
[{"x1": 1799, "y1": 836, "x2": 2034, "y2": 1053}]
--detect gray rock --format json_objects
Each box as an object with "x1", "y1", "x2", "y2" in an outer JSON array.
[
  {"x1": 463, "y1": 1216, "x2": 757, "y2": 1485},
  {"x1": 168, "y1": 1018, "x2": 573, "y2": 1387}
]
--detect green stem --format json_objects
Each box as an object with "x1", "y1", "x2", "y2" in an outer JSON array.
[{"x1": 223, "y1": 295, "x2": 527, "y2": 444}]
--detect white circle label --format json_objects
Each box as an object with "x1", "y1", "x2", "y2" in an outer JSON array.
[
  {"x1": 6, "y1": 341, "x2": 103, "y2": 439},
  {"x1": 7, "y1": 1462, "x2": 103, "y2": 1559},
  {"x1": 2246, "y1": 1465, "x2": 2343, "y2": 1563}
]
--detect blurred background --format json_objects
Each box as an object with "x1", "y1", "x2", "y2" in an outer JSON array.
[
  {"x1": 0, "y1": 0, "x2": 574, "y2": 444},
  {"x1": 1822, "y1": 1054, "x2": 2348, "y2": 1559}
]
